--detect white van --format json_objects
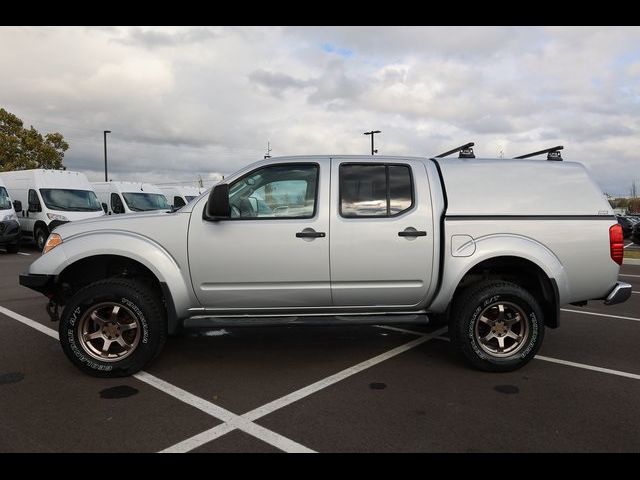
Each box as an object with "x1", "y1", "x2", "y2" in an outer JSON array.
[
  {"x1": 92, "y1": 181, "x2": 170, "y2": 215},
  {"x1": 158, "y1": 185, "x2": 205, "y2": 209},
  {"x1": 0, "y1": 169, "x2": 104, "y2": 250},
  {"x1": 0, "y1": 176, "x2": 21, "y2": 253}
]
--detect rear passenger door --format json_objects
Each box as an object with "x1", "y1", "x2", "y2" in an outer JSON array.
[{"x1": 329, "y1": 158, "x2": 434, "y2": 308}]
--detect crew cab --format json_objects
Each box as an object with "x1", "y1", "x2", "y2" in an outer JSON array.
[{"x1": 19, "y1": 146, "x2": 631, "y2": 377}]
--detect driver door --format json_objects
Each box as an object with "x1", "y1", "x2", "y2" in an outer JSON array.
[{"x1": 188, "y1": 159, "x2": 331, "y2": 310}]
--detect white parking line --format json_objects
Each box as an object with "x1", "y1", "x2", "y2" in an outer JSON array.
[
  {"x1": 619, "y1": 274, "x2": 640, "y2": 278},
  {"x1": 0, "y1": 305, "x2": 314, "y2": 453},
  {"x1": 161, "y1": 326, "x2": 448, "y2": 453},
  {"x1": 0, "y1": 306, "x2": 58, "y2": 339},
  {"x1": 624, "y1": 242, "x2": 634, "y2": 249},
  {"x1": 534, "y1": 355, "x2": 640, "y2": 380},
  {"x1": 17, "y1": 252, "x2": 31, "y2": 256},
  {"x1": 560, "y1": 308, "x2": 640, "y2": 323},
  {"x1": 431, "y1": 335, "x2": 640, "y2": 380}
]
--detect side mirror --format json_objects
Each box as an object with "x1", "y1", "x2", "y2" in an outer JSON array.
[
  {"x1": 206, "y1": 184, "x2": 230, "y2": 220},
  {"x1": 13, "y1": 200, "x2": 22, "y2": 213},
  {"x1": 101, "y1": 202, "x2": 108, "y2": 214}
]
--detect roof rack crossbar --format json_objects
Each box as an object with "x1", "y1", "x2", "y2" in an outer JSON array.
[
  {"x1": 514, "y1": 145, "x2": 564, "y2": 161},
  {"x1": 435, "y1": 142, "x2": 475, "y2": 158}
]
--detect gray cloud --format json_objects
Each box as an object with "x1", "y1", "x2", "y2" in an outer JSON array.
[
  {"x1": 1, "y1": 26, "x2": 639, "y2": 195},
  {"x1": 116, "y1": 26, "x2": 221, "y2": 49}
]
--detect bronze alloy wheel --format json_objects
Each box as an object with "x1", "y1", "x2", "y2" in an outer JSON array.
[
  {"x1": 77, "y1": 302, "x2": 141, "y2": 362},
  {"x1": 474, "y1": 301, "x2": 530, "y2": 358}
]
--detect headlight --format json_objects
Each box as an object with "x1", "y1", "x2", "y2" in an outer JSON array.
[
  {"x1": 47, "y1": 213, "x2": 69, "y2": 222},
  {"x1": 43, "y1": 233, "x2": 63, "y2": 254},
  {"x1": 2, "y1": 213, "x2": 17, "y2": 221}
]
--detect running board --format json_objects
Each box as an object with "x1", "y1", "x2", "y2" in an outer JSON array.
[{"x1": 183, "y1": 313, "x2": 430, "y2": 328}]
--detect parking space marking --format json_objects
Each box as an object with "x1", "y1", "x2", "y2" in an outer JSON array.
[
  {"x1": 624, "y1": 243, "x2": 633, "y2": 249},
  {"x1": 17, "y1": 252, "x2": 31, "y2": 256},
  {"x1": 535, "y1": 355, "x2": 640, "y2": 380},
  {"x1": 431, "y1": 335, "x2": 640, "y2": 379},
  {"x1": 560, "y1": 308, "x2": 640, "y2": 323},
  {"x1": 135, "y1": 372, "x2": 315, "y2": 453},
  {"x1": 619, "y1": 274, "x2": 640, "y2": 278},
  {"x1": 161, "y1": 326, "x2": 448, "y2": 453},
  {"x1": 0, "y1": 305, "x2": 314, "y2": 454},
  {"x1": 0, "y1": 305, "x2": 58, "y2": 339}
]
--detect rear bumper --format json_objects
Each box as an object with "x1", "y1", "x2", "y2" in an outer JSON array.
[
  {"x1": 19, "y1": 273, "x2": 56, "y2": 296},
  {"x1": 604, "y1": 282, "x2": 632, "y2": 305}
]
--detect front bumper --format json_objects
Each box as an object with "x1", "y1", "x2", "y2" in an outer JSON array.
[
  {"x1": 604, "y1": 282, "x2": 632, "y2": 305},
  {"x1": 0, "y1": 220, "x2": 21, "y2": 246},
  {"x1": 19, "y1": 273, "x2": 57, "y2": 296}
]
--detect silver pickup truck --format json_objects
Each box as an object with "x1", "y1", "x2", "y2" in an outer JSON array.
[{"x1": 19, "y1": 146, "x2": 631, "y2": 377}]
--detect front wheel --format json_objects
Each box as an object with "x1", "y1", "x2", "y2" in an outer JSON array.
[
  {"x1": 59, "y1": 279, "x2": 167, "y2": 377},
  {"x1": 35, "y1": 226, "x2": 48, "y2": 251},
  {"x1": 450, "y1": 281, "x2": 545, "y2": 372}
]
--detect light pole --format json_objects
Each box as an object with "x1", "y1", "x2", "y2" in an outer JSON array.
[
  {"x1": 363, "y1": 130, "x2": 381, "y2": 155},
  {"x1": 103, "y1": 130, "x2": 111, "y2": 181}
]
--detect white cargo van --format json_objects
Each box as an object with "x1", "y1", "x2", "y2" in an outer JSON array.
[
  {"x1": 0, "y1": 176, "x2": 21, "y2": 253},
  {"x1": 158, "y1": 185, "x2": 205, "y2": 209},
  {"x1": 92, "y1": 181, "x2": 170, "y2": 215},
  {"x1": 0, "y1": 169, "x2": 104, "y2": 250}
]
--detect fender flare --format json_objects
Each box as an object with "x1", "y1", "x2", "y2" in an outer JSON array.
[
  {"x1": 429, "y1": 233, "x2": 569, "y2": 314},
  {"x1": 29, "y1": 230, "x2": 195, "y2": 333}
]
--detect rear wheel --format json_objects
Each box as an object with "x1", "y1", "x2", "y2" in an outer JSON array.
[
  {"x1": 59, "y1": 278, "x2": 167, "y2": 377},
  {"x1": 450, "y1": 281, "x2": 545, "y2": 372}
]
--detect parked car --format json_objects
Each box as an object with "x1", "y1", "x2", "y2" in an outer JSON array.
[
  {"x1": 92, "y1": 181, "x2": 169, "y2": 215},
  {"x1": 617, "y1": 215, "x2": 634, "y2": 238},
  {"x1": 20, "y1": 150, "x2": 630, "y2": 377},
  {"x1": 631, "y1": 221, "x2": 640, "y2": 245},
  {"x1": 0, "y1": 176, "x2": 21, "y2": 253},
  {"x1": 158, "y1": 185, "x2": 205, "y2": 209},
  {"x1": 0, "y1": 169, "x2": 104, "y2": 251}
]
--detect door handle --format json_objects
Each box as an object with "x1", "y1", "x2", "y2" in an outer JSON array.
[
  {"x1": 398, "y1": 229, "x2": 426, "y2": 237},
  {"x1": 296, "y1": 230, "x2": 326, "y2": 238}
]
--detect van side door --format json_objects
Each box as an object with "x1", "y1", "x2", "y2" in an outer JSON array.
[{"x1": 329, "y1": 158, "x2": 435, "y2": 308}]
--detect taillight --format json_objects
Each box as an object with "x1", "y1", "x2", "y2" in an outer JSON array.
[{"x1": 610, "y1": 224, "x2": 624, "y2": 265}]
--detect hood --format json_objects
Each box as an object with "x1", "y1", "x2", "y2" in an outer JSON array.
[
  {"x1": 48, "y1": 209, "x2": 106, "y2": 222},
  {"x1": 53, "y1": 209, "x2": 182, "y2": 239}
]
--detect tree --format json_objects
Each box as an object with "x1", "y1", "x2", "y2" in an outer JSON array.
[{"x1": 0, "y1": 108, "x2": 69, "y2": 171}]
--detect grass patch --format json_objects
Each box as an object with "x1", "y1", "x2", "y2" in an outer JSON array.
[{"x1": 624, "y1": 249, "x2": 640, "y2": 259}]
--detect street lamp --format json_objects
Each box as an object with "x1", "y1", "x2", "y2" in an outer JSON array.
[
  {"x1": 363, "y1": 130, "x2": 381, "y2": 155},
  {"x1": 103, "y1": 130, "x2": 111, "y2": 181}
]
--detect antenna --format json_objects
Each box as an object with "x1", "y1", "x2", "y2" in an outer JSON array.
[
  {"x1": 435, "y1": 142, "x2": 475, "y2": 158},
  {"x1": 264, "y1": 141, "x2": 272, "y2": 159},
  {"x1": 514, "y1": 145, "x2": 563, "y2": 161}
]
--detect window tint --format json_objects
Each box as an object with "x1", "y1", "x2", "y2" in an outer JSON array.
[
  {"x1": 40, "y1": 189, "x2": 102, "y2": 212},
  {"x1": 0, "y1": 187, "x2": 11, "y2": 210},
  {"x1": 228, "y1": 164, "x2": 318, "y2": 219},
  {"x1": 173, "y1": 196, "x2": 186, "y2": 208},
  {"x1": 340, "y1": 165, "x2": 387, "y2": 217},
  {"x1": 389, "y1": 165, "x2": 412, "y2": 215},
  {"x1": 340, "y1": 164, "x2": 413, "y2": 218}
]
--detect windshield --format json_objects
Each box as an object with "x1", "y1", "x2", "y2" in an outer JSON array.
[
  {"x1": 122, "y1": 192, "x2": 169, "y2": 211},
  {"x1": 39, "y1": 189, "x2": 102, "y2": 212},
  {"x1": 0, "y1": 187, "x2": 11, "y2": 210}
]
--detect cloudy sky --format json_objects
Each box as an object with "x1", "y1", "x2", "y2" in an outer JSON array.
[{"x1": 1, "y1": 26, "x2": 639, "y2": 194}]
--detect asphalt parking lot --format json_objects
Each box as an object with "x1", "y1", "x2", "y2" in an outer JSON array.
[{"x1": 1, "y1": 244, "x2": 639, "y2": 452}]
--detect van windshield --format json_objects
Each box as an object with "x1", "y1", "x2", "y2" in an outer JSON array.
[
  {"x1": 122, "y1": 192, "x2": 169, "y2": 212},
  {"x1": 0, "y1": 187, "x2": 11, "y2": 210},
  {"x1": 39, "y1": 189, "x2": 102, "y2": 212}
]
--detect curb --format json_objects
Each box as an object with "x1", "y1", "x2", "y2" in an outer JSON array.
[{"x1": 624, "y1": 258, "x2": 640, "y2": 265}]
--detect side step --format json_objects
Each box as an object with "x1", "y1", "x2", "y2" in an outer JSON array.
[{"x1": 183, "y1": 313, "x2": 430, "y2": 328}]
